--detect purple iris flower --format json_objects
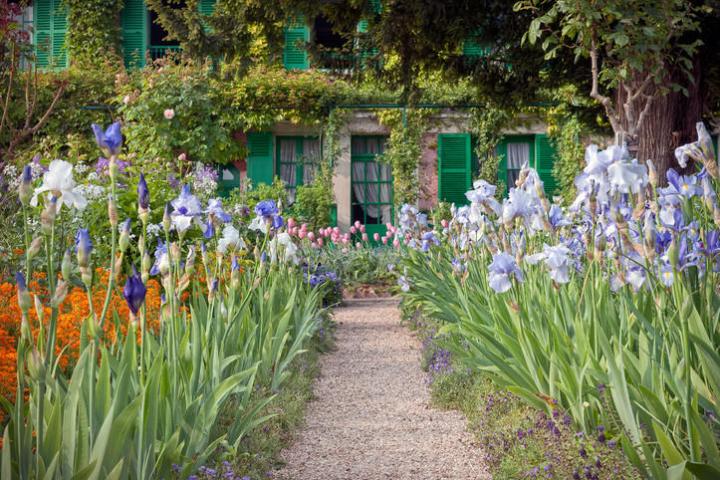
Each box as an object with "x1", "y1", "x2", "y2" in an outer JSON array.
[
  {"x1": 91, "y1": 122, "x2": 123, "y2": 155},
  {"x1": 548, "y1": 205, "x2": 570, "y2": 229},
  {"x1": 272, "y1": 214, "x2": 284, "y2": 230},
  {"x1": 75, "y1": 228, "x2": 92, "y2": 266},
  {"x1": 138, "y1": 173, "x2": 150, "y2": 210},
  {"x1": 255, "y1": 200, "x2": 278, "y2": 217},
  {"x1": 487, "y1": 252, "x2": 523, "y2": 293},
  {"x1": 123, "y1": 267, "x2": 147, "y2": 315},
  {"x1": 231, "y1": 256, "x2": 240, "y2": 272},
  {"x1": 660, "y1": 168, "x2": 702, "y2": 198},
  {"x1": 655, "y1": 230, "x2": 672, "y2": 255},
  {"x1": 705, "y1": 230, "x2": 720, "y2": 256},
  {"x1": 15, "y1": 272, "x2": 27, "y2": 291},
  {"x1": 21, "y1": 165, "x2": 32, "y2": 185}
]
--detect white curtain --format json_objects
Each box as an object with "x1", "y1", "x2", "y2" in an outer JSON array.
[
  {"x1": 302, "y1": 138, "x2": 321, "y2": 184},
  {"x1": 379, "y1": 163, "x2": 392, "y2": 223},
  {"x1": 507, "y1": 142, "x2": 529, "y2": 188},
  {"x1": 280, "y1": 139, "x2": 297, "y2": 201}
]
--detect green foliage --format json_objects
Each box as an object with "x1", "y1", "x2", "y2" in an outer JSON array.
[
  {"x1": 430, "y1": 202, "x2": 452, "y2": 226},
  {"x1": 292, "y1": 163, "x2": 335, "y2": 230},
  {"x1": 118, "y1": 60, "x2": 243, "y2": 165},
  {"x1": 5, "y1": 66, "x2": 117, "y2": 163},
  {"x1": 225, "y1": 177, "x2": 289, "y2": 215},
  {"x1": 469, "y1": 106, "x2": 512, "y2": 195},
  {"x1": 545, "y1": 84, "x2": 609, "y2": 204},
  {"x1": 65, "y1": 0, "x2": 123, "y2": 69},
  {"x1": 376, "y1": 109, "x2": 428, "y2": 206}
]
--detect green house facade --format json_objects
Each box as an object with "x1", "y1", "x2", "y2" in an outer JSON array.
[{"x1": 26, "y1": 1, "x2": 561, "y2": 229}]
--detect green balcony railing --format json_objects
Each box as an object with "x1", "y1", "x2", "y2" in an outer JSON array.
[{"x1": 149, "y1": 45, "x2": 182, "y2": 61}]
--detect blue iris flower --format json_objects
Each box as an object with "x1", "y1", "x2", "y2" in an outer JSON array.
[
  {"x1": 91, "y1": 122, "x2": 123, "y2": 155},
  {"x1": 137, "y1": 173, "x2": 150, "y2": 210},
  {"x1": 123, "y1": 267, "x2": 147, "y2": 315},
  {"x1": 255, "y1": 200, "x2": 278, "y2": 217},
  {"x1": 487, "y1": 252, "x2": 523, "y2": 293}
]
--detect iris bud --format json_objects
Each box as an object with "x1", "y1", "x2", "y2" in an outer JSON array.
[
  {"x1": 108, "y1": 198, "x2": 118, "y2": 227},
  {"x1": 61, "y1": 249, "x2": 72, "y2": 281},
  {"x1": 40, "y1": 197, "x2": 58, "y2": 234},
  {"x1": 26, "y1": 348, "x2": 46, "y2": 382},
  {"x1": 119, "y1": 219, "x2": 131, "y2": 253},
  {"x1": 15, "y1": 272, "x2": 31, "y2": 313},
  {"x1": 27, "y1": 237, "x2": 43, "y2": 260},
  {"x1": 50, "y1": 280, "x2": 68, "y2": 308},
  {"x1": 19, "y1": 165, "x2": 33, "y2": 205},
  {"x1": 163, "y1": 202, "x2": 172, "y2": 233},
  {"x1": 668, "y1": 238, "x2": 679, "y2": 270}
]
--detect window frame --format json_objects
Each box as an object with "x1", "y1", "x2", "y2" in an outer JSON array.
[{"x1": 350, "y1": 135, "x2": 394, "y2": 230}]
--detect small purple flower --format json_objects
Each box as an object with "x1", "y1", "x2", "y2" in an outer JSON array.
[
  {"x1": 91, "y1": 122, "x2": 123, "y2": 155},
  {"x1": 123, "y1": 267, "x2": 147, "y2": 315}
]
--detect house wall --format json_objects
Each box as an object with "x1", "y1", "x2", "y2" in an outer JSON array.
[{"x1": 265, "y1": 111, "x2": 549, "y2": 228}]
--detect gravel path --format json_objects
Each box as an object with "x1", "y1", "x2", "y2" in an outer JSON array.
[{"x1": 275, "y1": 298, "x2": 490, "y2": 480}]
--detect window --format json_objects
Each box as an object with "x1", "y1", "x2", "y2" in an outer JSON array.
[
  {"x1": 351, "y1": 136, "x2": 393, "y2": 231},
  {"x1": 506, "y1": 142, "x2": 529, "y2": 189},
  {"x1": 314, "y1": 15, "x2": 346, "y2": 49},
  {"x1": 276, "y1": 137, "x2": 322, "y2": 202},
  {"x1": 149, "y1": 0, "x2": 183, "y2": 60}
]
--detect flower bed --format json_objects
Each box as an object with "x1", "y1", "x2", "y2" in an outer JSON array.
[{"x1": 396, "y1": 124, "x2": 720, "y2": 478}]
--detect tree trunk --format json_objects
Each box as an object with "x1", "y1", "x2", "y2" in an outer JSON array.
[{"x1": 616, "y1": 58, "x2": 704, "y2": 185}]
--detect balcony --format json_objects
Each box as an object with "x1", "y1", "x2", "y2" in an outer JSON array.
[{"x1": 149, "y1": 45, "x2": 182, "y2": 61}]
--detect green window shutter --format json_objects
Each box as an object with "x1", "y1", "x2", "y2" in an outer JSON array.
[
  {"x1": 438, "y1": 133, "x2": 471, "y2": 206},
  {"x1": 283, "y1": 16, "x2": 309, "y2": 70},
  {"x1": 34, "y1": 0, "x2": 52, "y2": 68},
  {"x1": 121, "y1": 0, "x2": 147, "y2": 69},
  {"x1": 463, "y1": 38, "x2": 490, "y2": 57},
  {"x1": 534, "y1": 133, "x2": 558, "y2": 196},
  {"x1": 247, "y1": 132, "x2": 274, "y2": 187},
  {"x1": 51, "y1": 0, "x2": 68, "y2": 68},
  {"x1": 198, "y1": 0, "x2": 216, "y2": 16},
  {"x1": 34, "y1": 0, "x2": 67, "y2": 69}
]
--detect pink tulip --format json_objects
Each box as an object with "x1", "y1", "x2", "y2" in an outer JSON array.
[
  {"x1": 360, "y1": 225, "x2": 366, "y2": 233},
  {"x1": 354, "y1": 220, "x2": 361, "y2": 229},
  {"x1": 441, "y1": 219, "x2": 449, "y2": 228},
  {"x1": 317, "y1": 238, "x2": 324, "y2": 247},
  {"x1": 393, "y1": 238, "x2": 400, "y2": 248},
  {"x1": 350, "y1": 226, "x2": 357, "y2": 234},
  {"x1": 342, "y1": 237, "x2": 349, "y2": 245},
  {"x1": 301, "y1": 223, "x2": 308, "y2": 231},
  {"x1": 298, "y1": 230, "x2": 306, "y2": 239},
  {"x1": 373, "y1": 233, "x2": 380, "y2": 241},
  {"x1": 333, "y1": 226, "x2": 340, "y2": 235},
  {"x1": 356, "y1": 242, "x2": 362, "y2": 249},
  {"x1": 361, "y1": 233, "x2": 368, "y2": 242},
  {"x1": 288, "y1": 218, "x2": 296, "y2": 229},
  {"x1": 308, "y1": 232, "x2": 315, "y2": 241},
  {"x1": 382, "y1": 237, "x2": 388, "y2": 245}
]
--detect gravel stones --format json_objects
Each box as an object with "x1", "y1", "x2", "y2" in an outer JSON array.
[{"x1": 275, "y1": 298, "x2": 490, "y2": 480}]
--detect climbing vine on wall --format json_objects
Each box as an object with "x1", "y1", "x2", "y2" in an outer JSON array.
[
  {"x1": 545, "y1": 85, "x2": 608, "y2": 204},
  {"x1": 376, "y1": 108, "x2": 429, "y2": 206},
  {"x1": 468, "y1": 106, "x2": 513, "y2": 197},
  {"x1": 66, "y1": 0, "x2": 123, "y2": 68}
]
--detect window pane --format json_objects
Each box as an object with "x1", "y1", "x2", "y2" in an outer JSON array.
[{"x1": 507, "y1": 142, "x2": 529, "y2": 169}]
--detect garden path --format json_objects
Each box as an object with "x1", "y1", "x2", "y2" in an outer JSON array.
[{"x1": 275, "y1": 297, "x2": 490, "y2": 480}]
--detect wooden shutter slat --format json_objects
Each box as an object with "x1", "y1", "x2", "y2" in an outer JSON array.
[
  {"x1": 534, "y1": 133, "x2": 557, "y2": 197},
  {"x1": 247, "y1": 132, "x2": 274, "y2": 187},
  {"x1": 438, "y1": 133, "x2": 471, "y2": 206},
  {"x1": 121, "y1": 0, "x2": 147, "y2": 69},
  {"x1": 283, "y1": 16, "x2": 309, "y2": 70}
]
